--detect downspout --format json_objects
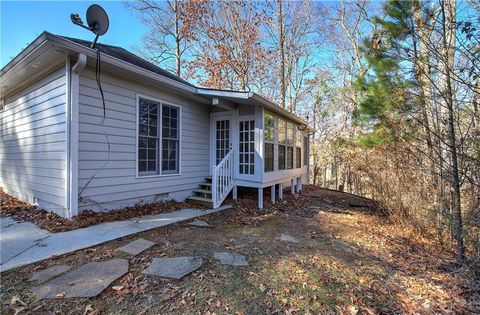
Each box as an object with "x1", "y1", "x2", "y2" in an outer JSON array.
[{"x1": 66, "y1": 53, "x2": 86, "y2": 218}]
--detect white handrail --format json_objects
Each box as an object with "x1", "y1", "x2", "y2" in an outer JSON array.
[{"x1": 211, "y1": 148, "x2": 236, "y2": 208}]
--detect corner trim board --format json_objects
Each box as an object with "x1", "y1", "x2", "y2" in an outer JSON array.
[{"x1": 67, "y1": 53, "x2": 87, "y2": 218}]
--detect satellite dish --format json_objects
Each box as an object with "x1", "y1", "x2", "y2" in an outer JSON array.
[
  {"x1": 71, "y1": 4, "x2": 109, "y2": 48},
  {"x1": 86, "y1": 4, "x2": 109, "y2": 36}
]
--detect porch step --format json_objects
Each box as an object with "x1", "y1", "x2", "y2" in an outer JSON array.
[
  {"x1": 193, "y1": 189, "x2": 212, "y2": 196},
  {"x1": 188, "y1": 176, "x2": 214, "y2": 206},
  {"x1": 187, "y1": 196, "x2": 213, "y2": 207},
  {"x1": 192, "y1": 190, "x2": 212, "y2": 199},
  {"x1": 199, "y1": 182, "x2": 211, "y2": 190}
]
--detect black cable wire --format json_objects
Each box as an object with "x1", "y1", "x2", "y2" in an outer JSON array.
[{"x1": 78, "y1": 46, "x2": 111, "y2": 205}]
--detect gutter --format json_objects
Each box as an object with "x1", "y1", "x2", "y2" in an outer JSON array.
[{"x1": 66, "y1": 53, "x2": 87, "y2": 218}]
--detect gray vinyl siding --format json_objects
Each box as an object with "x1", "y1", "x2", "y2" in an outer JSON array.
[
  {"x1": 77, "y1": 67, "x2": 210, "y2": 212},
  {"x1": 0, "y1": 67, "x2": 67, "y2": 215}
]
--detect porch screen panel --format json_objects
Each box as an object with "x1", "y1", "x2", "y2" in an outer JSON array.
[
  {"x1": 264, "y1": 112, "x2": 274, "y2": 172},
  {"x1": 296, "y1": 128, "x2": 302, "y2": 168},
  {"x1": 303, "y1": 136, "x2": 309, "y2": 166},
  {"x1": 286, "y1": 122, "x2": 294, "y2": 169},
  {"x1": 138, "y1": 99, "x2": 159, "y2": 174},
  {"x1": 278, "y1": 119, "x2": 286, "y2": 170},
  {"x1": 239, "y1": 120, "x2": 255, "y2": 175}
]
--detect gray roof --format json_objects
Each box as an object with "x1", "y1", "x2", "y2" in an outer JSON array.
[{"x1": 58, "y1": 35, "x2": 195, "y2": 88}]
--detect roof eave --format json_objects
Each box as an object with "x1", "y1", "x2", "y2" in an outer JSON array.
[
  {"x1": 249, "y1": 93, "x2": 310, "y2": 127},
  {"x1": 44, "y1": 33, "x2": 198, "y2": 94},
  {"x1": 1, "y1": 32, "x2": 49, "y2": 76}
]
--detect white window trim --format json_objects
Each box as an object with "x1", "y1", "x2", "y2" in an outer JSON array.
[{"x1": 135, "y1": 93, "x2": 182, "y2": 178}]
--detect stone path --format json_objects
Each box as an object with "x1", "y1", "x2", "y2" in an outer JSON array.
[
  {"x1": 118, "y1": 238, "x2": 155, "y2": 255},
  {"x1": 29, "y1": 264, "x2": 71, "y2": 283},
  {"x1": 32, "y1": 259, "x2": 128, "y2": 299},
  {"x1": 143, "y1": 257, "x2": 203, "y2": 279},
  {"x1": 0, "y1": 217, "x2": 50, "y2": 265},
  {"x1": 280, "y1": 233, "x2": 300, "y2": 243},
  {"x1": 214, "y1": 252, "x2": 249, "y2": 266},
  {"x1": 0, "y1": 206, "x2": 231, "y2": 272}
]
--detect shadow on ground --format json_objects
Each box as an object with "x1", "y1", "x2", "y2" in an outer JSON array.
[{"x1": 0, "y1": 188, "x2": 477, "y2": 314}]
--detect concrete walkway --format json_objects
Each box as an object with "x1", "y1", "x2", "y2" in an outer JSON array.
[{"x1": 0, "y1": 206, "x2": 230, "y2": 273}]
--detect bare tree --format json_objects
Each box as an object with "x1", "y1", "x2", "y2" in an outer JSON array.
[{"x1": 125, "y1": 0, "x2": 205, "y2": 77}]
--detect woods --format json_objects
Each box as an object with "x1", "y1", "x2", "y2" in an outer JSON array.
[{"x1": 127, "y1": 0, "x2": 480, "y2": 262}]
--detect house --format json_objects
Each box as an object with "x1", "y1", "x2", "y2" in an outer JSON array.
[{"x1": 0, "y1": 32, "x2": 312, "y2": 218}]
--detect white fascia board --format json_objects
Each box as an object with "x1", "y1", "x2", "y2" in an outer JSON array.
[{"x1": 196, "y1": 88, "x2": 252, "y2": 99}]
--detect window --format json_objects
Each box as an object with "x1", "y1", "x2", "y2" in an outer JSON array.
[
  {"x1": 264, "y1": 112, "x2": 274, "y2": 172},
  {"x1": 138, "y1": 97, "x2": 180, "y2": 176},
  {"x1": 239, "y1": 120, "x2": 255, "y2": 175},
  {"x1": 216, "y1": 120, "x2": 230, "y2": 165},
  {"x1": 295, "y1": 128, "x2": 302, "y2": 168},
  {"x1": 278, "y1": 145, "x2": 286, "y2": 170},
  {"x1": 138, "y1": 99, "x2": 159, "y2": 175},
  {"x1": 287, "y1": 147, "x2": 294, "y2": 169},
  {"x1": 278, "y1": 119, "x2": 286, "y2": 170},
  {"x1": 296, "y1": 147, "x2": 301, "y2": 168},
  {"x1": 303, "y1": 136, "x2": 309, "y2": 166},
  {"x1": 161, "y1": 105, "x2": 179, "y2": 174},
  {"x1": 286, "y1": 122, "x2": 294, "y2": 169},
  {"x1": 264, "y1": 112, "x2": 274, "y2": 142}
]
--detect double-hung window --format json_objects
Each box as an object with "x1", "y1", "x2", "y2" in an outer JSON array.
[
  {"x1": 138, "y1": 97, "x2": 180, "y2": 176},
  {"x1": 264, "y1": 112, "x2": 275, "y2": 172}
]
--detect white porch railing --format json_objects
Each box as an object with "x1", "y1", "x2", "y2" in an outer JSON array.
[{"x1": 211, "y1": 148, "x2": 236, "y2": 208}]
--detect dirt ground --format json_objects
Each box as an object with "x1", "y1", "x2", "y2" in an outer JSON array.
[{"x1": 1, "y1": 187, "x2": 478, "y2": 314}]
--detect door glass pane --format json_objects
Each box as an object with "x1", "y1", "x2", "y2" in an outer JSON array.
[{"x1": 215, "y1": 119, "x2": 230, "y2": 165}]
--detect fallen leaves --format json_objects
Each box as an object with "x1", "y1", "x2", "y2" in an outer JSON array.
[
  {"x1": 112, "y1": 273, "x2": 149, "y2": 304},
  {"x1": 0, "y1": 188, "x2": 207, "y2": 233}
]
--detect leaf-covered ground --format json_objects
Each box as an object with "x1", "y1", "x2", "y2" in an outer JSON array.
[
  {"x1": 1, "y1": 187, "x2": 478, "y2": 314},
  {"x1": 0, "y1": 188, "x2": 206, "y2": 232}
]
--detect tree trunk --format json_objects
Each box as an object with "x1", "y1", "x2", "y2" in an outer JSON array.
[
  {"x1": 174, "y1": 0, "x2": 181, "y2": 77},
  {"x1": 440, "y1": 0, "x2": 464, "y2": 262},
  {"x1": 277, "y1": 0, "x2": 286, "y2": 109}
]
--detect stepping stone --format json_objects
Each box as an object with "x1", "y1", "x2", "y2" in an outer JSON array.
[
  {"x1": 188, "y1": 220, "x2": 212, "y2": 228},
  {"x1": 118, "y1": 238, "x2": 155, "y2": 255},
  {"x1": 280, "y1": 233, "x2": 300, "y2": 243},
  {"x1": 29, "y1": 264, "x2": 71, "y2": 283},
  {"x1": 214, "y1": 252, "x2": 249, "y2": 266},
  {"x1": 143, "y1": 257, "x2": 203, "y2": 279},
  {"x1": 32, "y1": 259, "x2": 129, "y2": 299}
]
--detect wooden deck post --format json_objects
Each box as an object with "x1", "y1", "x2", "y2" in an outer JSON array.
[
  {"x1": 297, "y1": 177, "x2": 302, "y2": 194},
  {"x1": 290, "y1": 179, "x2": 295, "y2": 195},
  {"x1": 232, "y1": 186, "x2": 238, "y2": 200},
  {"x1": 258, "y1": 188, "x2": 263, "y2": 209},
  {"x1": 279, "y1": 183, "x2": 283, "y2": 199},
  {"x1": 271, "y1": 185, "x2": 275, "y2": 204}
]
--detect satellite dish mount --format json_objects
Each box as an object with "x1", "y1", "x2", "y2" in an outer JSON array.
[{"x1": 71, "y1": 4, "x2": 110, "y2": 48}]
